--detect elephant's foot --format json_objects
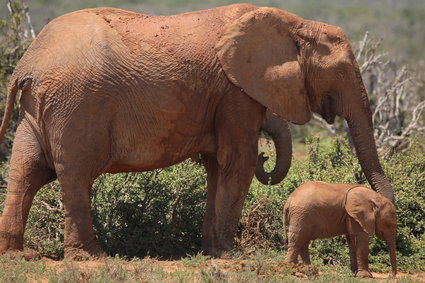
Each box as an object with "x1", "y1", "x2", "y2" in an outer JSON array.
[
  {"x1": 64, "y1": 241, "x2": 106, "y2": 260},
  {"x1": 0, "y1": 229, "x2": 24, "y2": 255},
  {"x1": 355, "y1": 269, "x2": 373, "y2": 278},
  {"x1": 202, "y1": 238, "x2": 234, "y2": 258},
  {"x1": 0, "y1": 248, "x2": 41, "y2": 261}
]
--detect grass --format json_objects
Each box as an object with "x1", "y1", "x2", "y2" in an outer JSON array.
[{"x1": 0, "y1": 252, "x2": 423, "y2": 283}]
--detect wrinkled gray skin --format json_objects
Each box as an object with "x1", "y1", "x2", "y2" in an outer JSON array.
[{"x1": 283, "y1": 181, "x2": 397, "y2": 278}]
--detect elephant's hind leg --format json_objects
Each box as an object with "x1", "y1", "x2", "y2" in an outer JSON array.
[
  {"x1": 299, "y1": 242, "x2": 311, "y2": 264},
  {"x1": 0, "y1": 122, "x2": 56, "y2": 256},
  {"x1": 285, "y1": 230, "x2": 301, "y2": 264}
]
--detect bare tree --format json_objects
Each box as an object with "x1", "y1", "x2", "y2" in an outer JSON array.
[
  {"x1": 6, "y1": 0, "x2": 35, "y2": 40},
  {"x1": 356, "y1": 32, "x2": 425, "y2": 154},
  {"x1": 313, "y1": 33, "x2": 425, "y2": 154}
]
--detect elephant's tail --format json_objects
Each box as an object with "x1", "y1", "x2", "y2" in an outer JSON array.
[
  {"x1": 0, "y1": 76, "x2": 31, "y2": 145},
  {"x1": 282, "y1": 199, "x2": 290, "y2": 247}
]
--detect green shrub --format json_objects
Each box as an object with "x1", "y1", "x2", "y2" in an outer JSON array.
[
  {"x1": 91, "y1": 161, "x2": 206, "y2": 258},
  {"x1": 24, "y1": 182, "x2": 64, "y2": 257},
  {"x1": 0, "y1": 0, "x2": 32, "y2": 152},
  {"x1": 0, "y1": 133, "x2": 423, "y2": 273}
]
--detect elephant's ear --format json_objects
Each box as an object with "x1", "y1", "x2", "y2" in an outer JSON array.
[
  {"x1": 345, "y1": 187, "x2": 378, "y2": 235},
  {"x1": 215, "y1": 8, "x2": 311, "y2": 124}
]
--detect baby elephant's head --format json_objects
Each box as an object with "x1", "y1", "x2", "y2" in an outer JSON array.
[{"x1": 345, "y1": 187, "x2": 397, "y2": 276}]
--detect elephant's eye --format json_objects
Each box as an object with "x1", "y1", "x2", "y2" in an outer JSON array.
[{"x1": 336, "y1": 70, "x2": 345, "y2": 80}]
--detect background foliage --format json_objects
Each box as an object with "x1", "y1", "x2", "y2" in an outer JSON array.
[
  {"x1": 8, "y1": 137, "x2": 423, "y2": 273},
  {"x1": 0, "y1": 0, "x2": 424, "y2": 276}
]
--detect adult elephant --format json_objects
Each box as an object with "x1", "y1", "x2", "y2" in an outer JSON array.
[{"x1": 0, "y1": 4, "x2": 393, "y2": 258}]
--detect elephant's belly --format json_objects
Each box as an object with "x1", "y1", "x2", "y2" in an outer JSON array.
[
  {"x1": 106, "y1": 121, "x2": 216, "y2": 173},
  {"x1": 106, "y1": 141, "x2": 211, "y2": 173}
]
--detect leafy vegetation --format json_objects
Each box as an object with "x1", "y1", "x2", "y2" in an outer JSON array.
[
  {"x1": 92, "y1": 162, "x2": 206, "y2": 258},
  {"x1": 5, "y1": 252, "x2": 424, "y2": 283},
  {"x1": 10, "y1": 136, "x2": 423, "y2": 275},
  {"x1": 0, "y1": 0, "x2": 32, "y2": 154}
]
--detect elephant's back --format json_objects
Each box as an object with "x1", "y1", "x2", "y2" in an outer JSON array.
[
  {"x1": 14, "y1": 8, "x2": 129, "y2": 78},
  {"x1": 287, "y1": 181, "x2": 355, "y2": 238},
  {"x1": 14, "y1": 3, "x2": 258, "y2": 95},
  {"x1": 290, "y1": 181, "x2": 358, "y2": 204},
  {"x1": 99, "y1": 4, "x2": 258, "y2": 61}
]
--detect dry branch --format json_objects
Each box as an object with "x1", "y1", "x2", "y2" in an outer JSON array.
[{"x1": 352, "y1": 33, "x2": 423, "y2": 153}]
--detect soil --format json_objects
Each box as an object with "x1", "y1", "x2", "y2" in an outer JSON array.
[{"x1": 38, "y1": 257, "x2": 425, "y2": 281}]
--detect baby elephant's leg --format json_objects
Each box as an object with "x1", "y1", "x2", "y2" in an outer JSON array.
[
  {"x1": 346, "y1": 235, "x2": 358, "y2": 274},
  {"x1": 299, "y1": 242, "x2": 311, "y2": 264},
  {"x1": 285, "y1": 229, "x2": 310, "y2": 264}
]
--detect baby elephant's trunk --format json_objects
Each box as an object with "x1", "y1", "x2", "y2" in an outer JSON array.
[{"x1": 388, "y1": 235, "x2": 397, "y2": 277}]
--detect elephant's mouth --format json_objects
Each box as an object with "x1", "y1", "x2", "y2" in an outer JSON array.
[
  {"x1": 320, "y1": 94, "x2": 337, "y2": 124},
  {"x1": 322, "y1": 112, "x2": 336, "y2": 124}
]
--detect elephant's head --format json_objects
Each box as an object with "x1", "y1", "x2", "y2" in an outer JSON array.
[
  {"x1": 345, "y1": 186, "x2": 397, "y2": 276},
  {"x1": 216, "y1": 7, "x2": 394, "y2": 202}
]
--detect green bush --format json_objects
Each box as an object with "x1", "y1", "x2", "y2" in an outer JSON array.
[
  {"x1": 0, "y1": 0, "x2": 32, "y2": 154},
  {"x1": 1, "y1": 136, "x2": 423, "y2": 273},
  {"x1": 91, "y1": 161, "x2": 206, "y2": 258},
  {"x1": 24, "y1": 182, "x2": 64, "y2": 257}
]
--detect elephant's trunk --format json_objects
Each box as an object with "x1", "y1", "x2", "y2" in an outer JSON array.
[
  {"x1": 388, "y1": 236, "x2": 397, "y2": 277},
  {"x1": 255, "y1": 112, "x2": 292, "y2": 185},
  {"x1": 344, "y1": 81, "x2": 394, "y2": 202}
]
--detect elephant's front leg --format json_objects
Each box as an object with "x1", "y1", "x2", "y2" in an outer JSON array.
[
  {"x1": 202, "y1": 90, "x2": 265, "y2": 256},
  {"x1": 346, "y1": 234, "x2": 358, "y2": 275},
  {"x1": 54, "y1": 144, "x2": 110, "y2": 259},
  {"x1": 353, "y1": 232, "x2": 373, "y2": 278},
  {"x1": 348, "y1": 218, "x2": 373, "y2": 277},
  {"x1": 57, "y1": 170, "x2": 106, "y2": 260},
  {"x1": 203, "y1": 146, "x2": 258, "y2": 256},
  {"x1": 201, "y1": 153, "x2": 219, "y2": 255}
]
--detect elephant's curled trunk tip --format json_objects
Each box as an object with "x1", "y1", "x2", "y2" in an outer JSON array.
[{"x1": 255, "y1": 112, "x2": 292, "y2": 185}]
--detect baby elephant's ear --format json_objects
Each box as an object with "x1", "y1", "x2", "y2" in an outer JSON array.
[
  {"x1": 215, "y1": 7, "x2": 311, "y2": 125},
  {"x1": 345, "y1": 187, "x2": 379, "y2": 235}
]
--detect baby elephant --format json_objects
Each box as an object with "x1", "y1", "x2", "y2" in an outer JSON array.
[{"x1": 283, "y1": 181, "x2": 397, "y2": 277}]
